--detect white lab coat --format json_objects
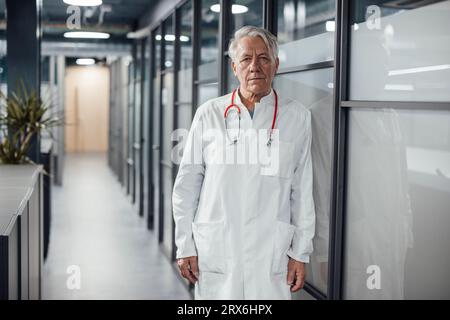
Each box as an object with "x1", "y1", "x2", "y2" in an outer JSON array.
[{"x1": 172, "y1": 89, "x2": 315, "y2": 300}]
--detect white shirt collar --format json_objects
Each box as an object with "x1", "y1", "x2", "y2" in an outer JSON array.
[{"x1": 235, "y1": 88, "x2": 275, "y2": 108}]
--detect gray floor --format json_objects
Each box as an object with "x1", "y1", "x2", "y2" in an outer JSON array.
[{"x1": 43, "y1": 153, "x2": 191, "y2": 300}]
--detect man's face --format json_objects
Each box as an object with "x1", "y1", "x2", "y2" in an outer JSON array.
[{"x1": 232, "y1": 36, "x2": 279, "y2": 96}]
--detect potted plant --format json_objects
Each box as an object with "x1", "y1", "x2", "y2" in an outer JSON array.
[{"x1": 0, "y1": 82, "x2": 61, "y2": 164}]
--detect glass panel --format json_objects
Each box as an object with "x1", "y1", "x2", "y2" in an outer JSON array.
[
  {"x1": 154, "y1": 26, "x2": 162, "y2": 71},
  {"x1": 199, "y1": 0, "x2": 219, "y2": 80},
  {"x1": 274, "y1": 68, "x2": 334, "y2": 296},
  {"x1": 198, "y1": 82, "x2": 218, "y2": 106},
  {"x1": 178, "y1": 0, "x2": 193, "y2": 104},
  {"x1": 277, "y1": 0, "x2": 335, "y2": 69},
  {"x1": 164, "y1": 15, "x2": 175, "y2": 69},
  {"x1": 344, "y1": 108, "x2": 450, "y2": 299},
  {"x1": 229, "y1": 0, "x2": 263, "y2": 38},
  {"x1": 180, "y1": 0, "x2": 193, "y2": 71},
  {"x1": 135, "y1": 42, "x2": 142, "y2": 80},
  {"x1": 350, "y1": 0, "x2": 450, "y2": 102},
  {"x1": 162, "y1": 72, "x2": 174, "y2": 255},
  {"x1": 226, "y1": 56, "x2": 240, "y2": 93}
]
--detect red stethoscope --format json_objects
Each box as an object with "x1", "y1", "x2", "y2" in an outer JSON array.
[{"x1": 224, "y1": 89, "x2": 278, "y2": 147}]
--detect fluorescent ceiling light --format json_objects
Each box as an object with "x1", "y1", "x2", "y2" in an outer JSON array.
[
  {"x1": 326, "y1": 21, "x2": 335, "y2": 32},
  {"x1": 165, "y1": 34, "x2": 176, "y2": 41},
  {"x1": 76, "y1": 58, "x2": 95, "y2": 65},
  {"x1": 180, "y1": 35, "x2": 190, "y2": 42},
  {"x1": 165, "y1": 61, "x2": 173, "y2": 68},
  {"x1": 210, "y1": 4, "x2": 248, "y2": 14},
  {"x1": 63, "y1": 0, "x2": 102, "y2": 6},
  {"x1": 388, "y1": 64, "x2": 450, "y2": 76},
  {"x1": 155, "y1": 34, "x2": 190, "y2": 42},
  {"x1": 64, "y1": 31, "x2": 110, "y2": 39}
]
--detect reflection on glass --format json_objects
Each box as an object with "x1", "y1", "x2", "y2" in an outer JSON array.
[
  {"x1": 164, "y1": 15, "x2": 175, "y2": 70},
  {"x1": 199, "y1": 0, "x2": 219, "y2": 80},
  {"x1": 350, "y1": 0, "x2": 450, "y2": 102},
  {"x1": 274, "y1": 68, "x2": 333, "y2": 296},
  {"x1": 277, "y1": 0, "x2": 335, "y2": 69},
  {"x1": 344, "y1": 108, "x2": 450, "y2": 299},
  {"x1": 198, "y1": 83, "x2": 218, "y2": 105}
]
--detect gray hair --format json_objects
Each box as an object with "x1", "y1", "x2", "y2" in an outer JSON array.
[{"x1": 228, "y1": 26, "x2": 279, "y2": 63}]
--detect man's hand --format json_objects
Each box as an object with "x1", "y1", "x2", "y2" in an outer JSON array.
[
  {"x1": 287, "y1": 258, "x2": 306, "y2": 292},
  {"x1": 177, "y1": 256, "x2": 199, "y2": 284}
]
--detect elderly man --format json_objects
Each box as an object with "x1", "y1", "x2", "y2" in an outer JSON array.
[{"x1": 172, "y1": 26, "x2": 315, "y2": 300}]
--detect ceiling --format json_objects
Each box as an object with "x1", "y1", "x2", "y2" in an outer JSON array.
[{"x1": 0, "y1": 0, "x2": 158, "y2": 41}]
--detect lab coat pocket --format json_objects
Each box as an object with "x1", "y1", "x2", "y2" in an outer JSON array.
[
  {"x1": 260, "y1": 141, "x2": 294, "y2": 179},
  {"x1": 271, "y1": 221, "x2": 296, "y2": 274},
  {"x1": 192, "y1": 221, "x2": 227, "y2": 274}
]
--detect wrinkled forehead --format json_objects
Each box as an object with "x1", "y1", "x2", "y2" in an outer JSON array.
[{"x1": 235, "y1": 36, "x2": 270, "y2": 56}]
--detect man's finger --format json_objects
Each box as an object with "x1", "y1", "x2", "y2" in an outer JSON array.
[
  {"x1": 291, "y1": 273, "x2": 305, "y2": 292},
  {"x1": 190, "y1": 258, "x2": 199, "y2": 280},
  {"x1": 287, "y1": 266, "x2": 295, "y2": 285}
]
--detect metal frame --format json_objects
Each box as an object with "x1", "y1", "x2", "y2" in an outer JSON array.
[
  {"x1": 138, "y1": 39, "x2": 146, "y2": 217},
  {"x1": 327, "y1": 0, "x2": 348, "y2": 301},
  {"x1": 263, "y1": 0, "x2": 277, "y2": 34},
  {"x1": 219, "y1": 0, "x2": 231, "y2": 95},
  {"x1": 342, "y1": 100, "x2": 450, "y2": 110},
  {"x1": 158, "y1": 21, "x2": 166, "y2": 244},
  {"x1": 147, "y1": 30, "x2": 155, "y2": 231}
]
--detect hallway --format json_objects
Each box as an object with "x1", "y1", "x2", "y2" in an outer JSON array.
[{"x1": 43, "y1": 153, "x2": 190, "y2": 300}]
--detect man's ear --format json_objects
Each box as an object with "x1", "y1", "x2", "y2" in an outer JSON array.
[
  {"x1": 275, "y1": 57, "x2": 280, "y2": 73},
  {"x1": 231, "y1": 60, "x2": 237, "y2": 76}
]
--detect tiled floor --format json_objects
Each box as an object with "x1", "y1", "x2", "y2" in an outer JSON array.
[{"x1": 43, "y1": 153, "x2": 191, "y2": 300}]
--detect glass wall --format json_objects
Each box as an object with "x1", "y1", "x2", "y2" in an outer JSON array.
[
  {"x1": 343, "y1": 0, "x2": 450, "y2": 300},
  {"x1": 344, "y1": 108, "x2": 450, "y2": 299},
  {"x1": 349, "y1": 0, "x2": 450, "y2": 102}
]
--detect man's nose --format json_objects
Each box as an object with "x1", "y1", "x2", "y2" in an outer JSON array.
[{"x1": 249, "y1": 57, "x2": 260, "y2": 71}]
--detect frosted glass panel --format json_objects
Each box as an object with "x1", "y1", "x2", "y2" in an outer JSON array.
[
  {"x1": 274, "y1": 68, "x2": 334, "y2": 295},
  {"x1": 277, "y1": 0, "x2": 335, "y2": 69},
  {"x1": 344, "y1": 108, "x2": 450, "y2": 299},
  {"x1": 198, "y1": 83, "x2": 218, "y2": 106},
  {"x1": 178, "y1": 68, "x2": 192, "y2": 103},
  {"x1": 350, "y1": 0, "x2": 450, "y2": 102},
  {"x1": 278, "y1": 32, "x2": 334, "y2": 69}
]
